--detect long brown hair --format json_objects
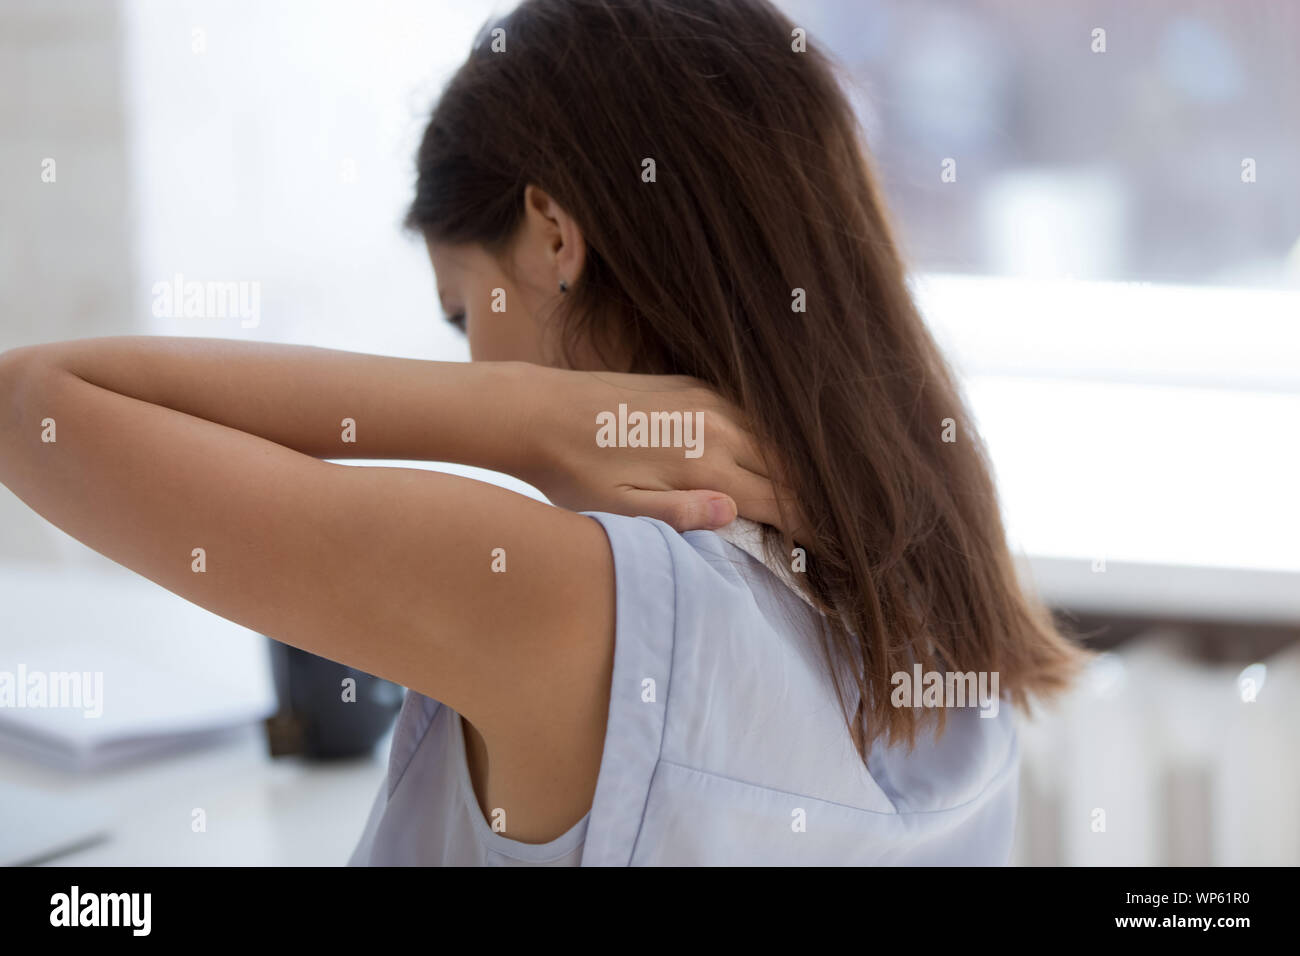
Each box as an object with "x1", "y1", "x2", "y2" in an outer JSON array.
[{"x1": 407, "y1": 0, "x2": 1087, "y2": 756}]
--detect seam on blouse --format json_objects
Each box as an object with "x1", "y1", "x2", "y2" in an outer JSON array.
[
  {"x1": 625, "y1": 516, "x2": 681, "y2": 864},
  {"x1": 865, "y1": 745, "x2": 902, "y2": 815},
  {"x1": 654, "y1": 723, "x2": 1019, "y2": 820},
  {"x1": 698, "y1": 528, "x2": 903, "y2": 816},
  {"x1": 387, "y1": 693, "x2": 439, "y2": 798}
]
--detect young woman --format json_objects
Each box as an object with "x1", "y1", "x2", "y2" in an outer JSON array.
[{"x1": 0, "y1": 0, "x2": 1084, "y2": 865}]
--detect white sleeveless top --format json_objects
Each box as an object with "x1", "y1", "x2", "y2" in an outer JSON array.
[{"x1": 348, "y1": 512, "x2": 1020, "y2": 866}]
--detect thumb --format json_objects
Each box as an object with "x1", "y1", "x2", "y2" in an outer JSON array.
[{"x1": 624, "y1": 489, "x2": 737, "y2": 532}]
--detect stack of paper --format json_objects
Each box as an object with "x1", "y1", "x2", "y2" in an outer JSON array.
[{"x1": 0, "y1": 562, "x2": 277, "y2": 771}]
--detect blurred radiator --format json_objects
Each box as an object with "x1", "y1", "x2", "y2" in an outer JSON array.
[{"x1": 1011, "y1": 628, "x2": 1300, "y2": 865}]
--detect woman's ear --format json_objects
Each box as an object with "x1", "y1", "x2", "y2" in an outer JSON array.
[{"x1": 522, "y1": 184, "x2": 586, "y2": 293}]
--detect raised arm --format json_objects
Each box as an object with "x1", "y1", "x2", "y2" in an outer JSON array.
[
  {"x1": 0, "y1": 340, "x2": 619, "y2": 751},
  {"x1": 2, "y1": 336, "x2": 543, "y2": 465},
  {"x1": 0, "y1": 336, "x2": 786, "y2": 737}
]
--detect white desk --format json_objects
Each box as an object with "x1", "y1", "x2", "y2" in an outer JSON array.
[
  {"x1": 970, "y1": 376, "x2": 1300, "y2": 623},
  {"x1": 2, "y1": 724, "x2": 390, "y2": 866},
  {"x1": 0, "y1": 562, "x2": 389, "y2": 866},
  {"x1": 916, "y1": 273, "x2": 1300, "y2": 623}
]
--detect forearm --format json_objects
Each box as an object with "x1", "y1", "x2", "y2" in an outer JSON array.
[
  {"x1": 0, "y1": 337, "x2": 782, "y2": 568},
  {"x1": 0, "y1": 337, "x2": 541, "y2": 474}
]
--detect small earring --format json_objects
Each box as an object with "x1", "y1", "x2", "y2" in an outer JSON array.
[{"x1": 558, "y1": 279, "x2": 569, "y2": 294}]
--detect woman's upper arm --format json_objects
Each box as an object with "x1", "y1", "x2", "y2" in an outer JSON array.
[{"x1": 0, "y1": 354, "x2": 615, "y2": 737}]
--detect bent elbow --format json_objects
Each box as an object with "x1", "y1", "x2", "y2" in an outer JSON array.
[{"x1": 0, "y1": 345, "x2": 51, "y2": 454}]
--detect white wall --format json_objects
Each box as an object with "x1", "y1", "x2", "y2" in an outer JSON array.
[{"x1": 0, "y1": 0, "x2": 136, "y2": 561}]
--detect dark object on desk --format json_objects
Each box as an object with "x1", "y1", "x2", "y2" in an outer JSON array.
[{"x1": 264, "y1": 641, "x2": 404, "y2": 759}]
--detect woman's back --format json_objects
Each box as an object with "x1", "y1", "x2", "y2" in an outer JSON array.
[{"x1": 350, "y1": 513, "x2": 1019, "y2": 865}]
